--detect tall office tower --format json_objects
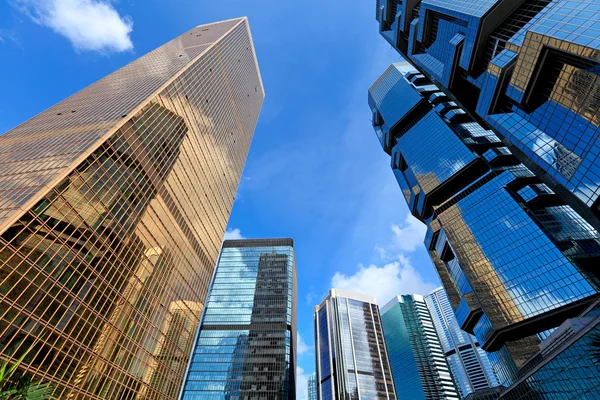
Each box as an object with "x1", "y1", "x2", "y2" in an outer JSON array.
[
  {"x1": 180, "y1": 239, "x2": 297, "y2": 399},
  {"x1": 375, "y1": 0, "x2": 600, "y2": 211},
  {"x1": 368, "y1": 62, "x2": 600, "y2": 385},
  {"x1": 425, "y1": 288, "x2": 499, "y2": 398},
  {"x1": 0, "y1": 17, "x2": 263, "y2": 400},
  {"x1": 314, "y1": 289, "x2": 396, "y2": 400},
  {"x1": 375, "y1": 1, "x2": 600, "y2": 271},
  {"x1": 381, "y1": 294, "x2": 460, "y2": 400},
  {"x1": 308, "y1": 373, "x2": 317, "y2": 400}
]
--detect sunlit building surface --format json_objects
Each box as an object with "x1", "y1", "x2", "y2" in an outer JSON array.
[
  {"x1": 314, "y1": 289, "x2": 396, "y2": 400},
  {"x1": 0, "y1": 17, "x2": 263, "y2": 399},
  {"x1": 180, "y1": 239, "x2": 297, "y2": 399},
  {"x1": 376, "y1": 0, "x2": 600, "y2": 221},
  {"x1": 381, "y1": 294, "x2": 459, "y2": 400},
  {"x1": 368, "y1": 62, "x2": 600, "y2": 386},
  {"x1": 425, "y1": 288, "x2": 499, "y2": 398}
]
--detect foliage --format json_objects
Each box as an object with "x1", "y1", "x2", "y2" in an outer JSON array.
[{"x1": 0, "y1": 338, "x2": 53, "y2": 400}]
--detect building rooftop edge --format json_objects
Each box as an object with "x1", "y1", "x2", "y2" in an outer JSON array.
[{"x1": 222, "y1": 238, "x2": 294, "y2": 248}]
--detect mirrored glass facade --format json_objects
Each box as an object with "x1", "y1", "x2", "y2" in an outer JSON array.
[
  {"x1": 181, "y1": 239, "x2": 297, "y2": 400},
  {"x1": 500, "y1": 300, "x2": 600, "y2": 399},
  {"x1": 0, "y1": 17, "x2": 263, "y2": 399},
  {"x1": 381, "y1": 295, "x2": 459, "y2": 400},
  {"x1": 425, "y1": 288, "x2": 499, "y2": 398},
  {"x1": 308, "y1": 373, "x2": 317, "y2": 400},
  {"x1": 314, "y1": 289, "x2": 396, "y2": 400},
  {"x1": 368, "y1": 62, "x2": 600, "y2": 386},
  {"x1": 376, "y1": 1, "x2": 600, "y2": 216}
]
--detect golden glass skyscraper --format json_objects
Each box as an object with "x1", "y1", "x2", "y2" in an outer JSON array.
[{"x1": 0, "y1": 17, "x2": 263, "y2": 400}]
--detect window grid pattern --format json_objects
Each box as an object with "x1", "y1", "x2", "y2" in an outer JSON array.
[
  {"x1": 381, "y1": 295, "x2": 460, "y2": 400},
  {"x1": 425, "y1": 289, "x2": 499, "y2": 398},
  {"x1": 181, "y1": 241, "x2": 296, "y2": 400},
  {"x1": 315, "y1": 291, "x2": 396, "y2": 400},
  {"x1": 0, "y1": 18, "x2": 263, "y2": 400}
]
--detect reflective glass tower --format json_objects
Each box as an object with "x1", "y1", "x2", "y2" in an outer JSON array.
[
  {"x1": 425, "y1": 288, "x2": 499, "y2": 398},
  {"x1": 376, "y1": 0, "x2": 600, "y2": 222},
  {"x1": 314, "y1": 289, "x2": 396, "y2": 400},
  {"x1": 381, "y1": 294, "x2": 459, "y2": 400},
  {"x1": 0, "y1": 17, "x2": 263, "y2": 399},
  {"x1": 368, "y1": 62, "x2": 600, "y2": 385},
  {"x1": 308, "y1": 373, "x2": 317, "y2": 400},
  {"x1": 180, "y1": 238, "x2": 297, "y2": 399}
]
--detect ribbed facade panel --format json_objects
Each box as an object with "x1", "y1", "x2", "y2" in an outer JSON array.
[{"x1": 381, "y1": 295, "x2": 460, "y2": 400}]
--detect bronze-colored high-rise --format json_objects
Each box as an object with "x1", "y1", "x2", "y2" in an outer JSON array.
[{"x1": 0, "y1": 17, "x2": 263, "y2": 400}]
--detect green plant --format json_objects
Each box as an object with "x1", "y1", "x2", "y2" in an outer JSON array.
[{"x1": 0, "y1": 338, "x2": 53, "y2": 400}]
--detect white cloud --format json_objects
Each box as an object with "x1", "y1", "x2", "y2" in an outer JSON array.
[
  {"x1": 296, "y1": 366, "x2": 309, "y2": 400},
  {"x1": 15, "y1": 0, "x2": 133, "y2": 52},
  {"x1": 375, "y1": 215, "x2": 427, "y2": 260},
  {"x1": 391, "y1": 214, "x2": 427, "y2": 251},
  {"x1": 331, "y1": 255, "x2": 437, "y2": 305},
  {"x1": 223, "y1": 228, "x2": 244, "y2": 240},
  {"x1": 297, "y1": 332, "x2": 311, "y2": 355}
]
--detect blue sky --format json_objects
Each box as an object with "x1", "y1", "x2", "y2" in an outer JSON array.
[{"x1": 0, "y1": 0, "x2": 441, "y2": 397}]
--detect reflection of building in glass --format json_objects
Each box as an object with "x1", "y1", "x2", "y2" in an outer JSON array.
[
  {"x1": 425, "y1": 288, "x2": 499, "y2": 398},
  {"x1": 500, "y1": 300, "x2": 600, "y2": 400},
  {"x1": 314, "y1": 289, "x2": 396, "y2": 400},
  {"x1": 180, "y1": 238, "x2": 297, "y2": 399},
  {"x1": 375, "y1": 0, "x2": 600, "y2": 215},
  {"x1": 368, "y1": 62, "x2": 600, "y2": 386},
  {"x1": 308, "y1": 373, "x2": 317, "y2": 400},
  {"x1": 0, "y1": 17, "x2": 263, "y2": 399},
  {"x1": 381, "y1": 294, "x2": 459, "y2": 400}
]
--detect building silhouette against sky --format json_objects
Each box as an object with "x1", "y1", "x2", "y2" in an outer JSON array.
[
  {"x1": 368, "y1": 61, "x2": 600, "y2": 385},
  {"x1": 381, "y1": 294, "x2": 459, "y2": 400},
  {"x1": 314, "y1": 289, "x2": 396, "y2": 400},
  {"x1": 425, "y1": 288, "x2": 499, "y2": 398},
  {"x1": 0, "y1": 17, "x2": 263, "y2": 399},
  {"x1": 180, "y1": 238, "x2": 297, "y2": 399}
]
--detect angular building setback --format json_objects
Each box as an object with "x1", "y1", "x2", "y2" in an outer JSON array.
[
  {"x1": 180, "y1": 239, "x2": 297, "y2": 399},
  {"x1": 314, "y1": 289, "x2": 396, "y2": 400},
  {"x1": 381, "y1": 294, "x2": 459, "y2": 400},
  {"x1": 425, "y1": 288, "x2": 499, "y2": 398},
  {"x1": 0, "y1": 17, "x2": 263, "y2": 399},
  {"x1": 368, "y1": 62, "x2": 600, "y2": 385},
  {"x1": 376, "y1": 0, "x2": 600, "y2": 223}
]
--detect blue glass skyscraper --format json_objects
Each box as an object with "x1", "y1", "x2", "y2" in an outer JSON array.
[
  {"x1": 425, "y1": 288, "x2": 499, "y2": 398},
  {"x1": 308, "y1": 373, "x2": 317, "y2": 400},
  {"x1": 180, "y1": 239, "x2": 297, "y2": 399},
  {"x1": 368, "y1": 61, "x2": 600, "y2": 385},
  {"x1": 381, "y1": 294, "x2": 460, "y2": 400}
]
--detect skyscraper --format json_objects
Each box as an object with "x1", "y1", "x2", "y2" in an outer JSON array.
[
  {"x1": 0, "y1": 17, "x2": 263, "y2": 399},
  {"x1": 314, "y1": 289, "x2": 396, "y2": 400},
  {"x1": 368, "y1": 61, "x2": 600, "y2": 385},
  {"x1": 425, "y1": 288, "x2": 499, "y2": 398},
  {"x1": 308, "y1": 373, "x2": 317, "y2": 400},
  {"x1": 180, "y1": 238, "x2": 297, "y2": 399},
  {"x1": 376, "y1": 0, "x2": 600, "y2": 224},
  {"x1": 381, "y1": 294, "x2": 459, "y2": 400}
]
